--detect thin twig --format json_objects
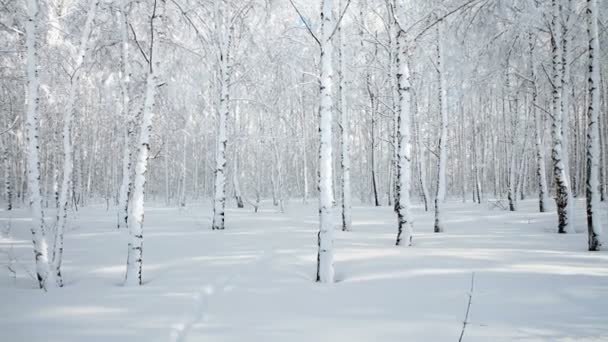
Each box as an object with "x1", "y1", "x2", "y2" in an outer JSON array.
[
  {"x1": 288, "y1": 0, "x2": 321, "y2": 46},
  {"x1": 129, "y1": 23, "x2": 150, "y2": 65},
  {"x1": 0, "y1": 116, "x2": 19, "y2": 136},
  {"x1": 329, "y1": 0, "x2": 352, "y2": 40},
  {"x1": 458, "y1": 272, "x2": 475, "y2": 342}
]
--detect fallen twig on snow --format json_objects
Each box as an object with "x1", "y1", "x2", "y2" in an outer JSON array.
[{"x1": 459, "y1": 272, "x2": 475, "y2": 342}]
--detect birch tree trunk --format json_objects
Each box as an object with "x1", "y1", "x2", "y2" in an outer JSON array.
[
  {"x1": 117, "y1": 0, "x2": 133, "y2": 229},
  {"x1": 415, "y1": 117, "x2": 429, "y2": 211},
  {"x1": 560, "y1": 0, "x2": 575, "y2": 217},
  {"x1": 551, "y1": 0, "x2": 574, "y2": 234},
  {"x1": 316, "y1": 0, "x2": 335, "y2": 283},
  {"x1": 394, "y1": 28, "x2": 413, "y2": 246},
  {"x1": 389, "y1": 14, "x2": 400, "y2": 210},
  {"x1": 212, "y1": 0, "x2": 230, "y2": 230},
  {"x1": 233, "y1": 106, "x2": 243, "y2": 208},
  {"x1": 180, "y1": 134, "x2": 187, "y2": 207},
  {"x1": 434, "y1": 23, "x2": 448, "y2": 233},
  {"x1": 586, "y1": 0, "x2": 602, "y2": 251},
  {"x1": 3, "y1": 146, "x2": 11, "y2": 211},
  {"x1": 301, "y1": 104, "x2": 309, "y2": 204},
  {"x1": 52, "y1": 0, "x2": 99, "y2": 287},
  {"x1": 25, "y1": 0, "x2": 53, "y2": 290},
  {"x1": 529, "y1": 34, "x2": 549, "y2": 212},
  {"x1": 338, "y1": 4, "x2": 351, "y2": 232},
  {"x1": 124, "y1": 0, "x2": 161, "y2": 286}
]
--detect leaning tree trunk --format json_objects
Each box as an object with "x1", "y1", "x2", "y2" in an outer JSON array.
[
  {"x1": 124, "y1": 0, "x2": 161, "y2": 286},
  {"x1": 551, "y1": 0, "x2": 574, "y2": 234},
  {"x1": 394, "y1": 28, "x2": 413, "y2": 246},
  {"x1": 585, "y1": 0, "x2": 602, "y2": 251},
  {"x1": 434, "y1": 24, "x2": 448, "y2": 233},
  {"x1": 25, "y1": 0, "x2": 53, "y2": 290},
  {"x1": 52, "y1": 0, "x2": 99, "y2": 287},
  {"x1": 125, "y1": 70, "x2": 156, "y2": 286},
  {"x1": 316, "y1": 0, "x2": 335, "y2": 284}
]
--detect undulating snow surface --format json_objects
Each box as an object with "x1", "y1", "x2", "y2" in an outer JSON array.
[{"x1": 1, "y1": 199, "x2": 607, "y2": 341}]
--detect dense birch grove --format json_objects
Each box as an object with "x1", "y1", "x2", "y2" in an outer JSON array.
[{"x1": 1, "y1": 0, "x2": 606, "y2": 289}]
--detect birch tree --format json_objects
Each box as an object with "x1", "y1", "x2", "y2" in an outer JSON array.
[
  {"x1": 529, "y1": 33, "x2": 549, "y2": 213},
  {"x1": 25, "y1": 0, "x2": 54, "y2": 290},
  {"x1": 550, "y1": 0, "x2": 574, "y2": 234},
  {"x1": 316, "y1": 0, "x2": 336, "y2": 283},
  {"x1": 585, "y1": 0, "x2": 602, "y2": 251},
  {"x1": 434, "y1": 21, "x2": 448, "y2": 233},
  {"x1": 117, "y1": 0, "x2": 133, "y2": 229},
  {"x1": 212, "y1": 0, "x2": 231, "y2": 230},
  {"x1": 52, "y1": 0, "x2": 99, "y2": 287},
  {"x1": 338, "y1": 1, "x2": 352, "y2": 232},
  {"x1": 125, "y1": 0, "x2": 162, "y2": 286},
  {"x1": 393, "y1": 2, "x2": 413, "y2": 246}
]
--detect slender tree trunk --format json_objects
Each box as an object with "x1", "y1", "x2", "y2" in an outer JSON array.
[
  {"x1": 586, "y1": 0, "x2": 602, "y2": 251},
  {"x1": 394, "y1": 27, "x2": 413, "y2": 246},
  {"x1": 389, "y1": 14, "x2": 400, "y2": 209},
  {"x1": 212, "y1": 0, "x2": 230, "y2": 230},
  {"x1": 415, "y1": 117, "x2": 429, "y2": 211},
  {"x1": 233, "y1": 107, "x2": 243, "y2": 209},
  {"x1": 117, "y1": 0, "x2": 132, "y2": 229},
  {"x1": 52, "y1": 0, "x2": 99, "y2": 287},
  {"x1": 434, "y1": 24, "x2": 448, "y2": 233},
  {"x1": 471, "y1": 103, "x2": 482, "y2": 204},
  {"x1": 3, "y1": 147, "x2": 11, "y2": 211},
  {"x1": 551, "y1": 0, "x2": 574, "y2": 234},
  {"x1": 530, "y1": 34, "x2": 549, "y2": 212},
  {"x1": 25, "y1": 0, "x2": 53, "y2": 290},
  {"x1": 124, "y1": 0, "x2": 161, "y2": 286},
  {"x1": 338, "y1": 6, "x2": 352, "y2": 231},
  {"x1": 316, "y1": 0, "x2": 335, "y2": 283},
  {"x1": 181, "y1": 134, "x2": 187, "y2": 207}
]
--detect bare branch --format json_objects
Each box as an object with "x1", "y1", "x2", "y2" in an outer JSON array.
[
  {"x1": 288, "y1": 0, "x2": 321, "y2": 46},
  {"x1": 129, "y1": 23, "x2": 150, "y2": 65},
  {"x1": 329, "y1": 0, "x2": 352, "y2": 40}
]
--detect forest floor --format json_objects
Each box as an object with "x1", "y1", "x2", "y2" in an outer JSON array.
[{"x1": 1, "y1": 198, "x2": 607, "y2": 341}]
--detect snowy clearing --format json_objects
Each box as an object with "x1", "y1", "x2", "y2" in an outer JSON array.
[{"x1": 1, "y1": 199, "x2": 607, "y2": 342}]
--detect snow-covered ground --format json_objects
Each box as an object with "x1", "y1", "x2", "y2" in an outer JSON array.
[{"x1": 1, "y1": 199, "x2": 607, "y2": 342}]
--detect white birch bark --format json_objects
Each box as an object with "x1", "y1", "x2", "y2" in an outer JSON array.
[
  {"x1": 560, "y1": 0, "x2": 575, "y2": 223},
  {"x1": 3, "y1": 146, "x2": 11, "y2": 211},
  {"x1": 389, "y1": 11, "x2": 400, "y2": 209},
  {"x1": 338, "y1": 5, "x2": 351, "y2": 232},
  {"x1": 212, "y1": 0, "x2": 230, "y2": 230},
  {"x1": 529, "y1": 34, "x2": 549, "y2": 212},
  {"x1": 434, "y1": 23, "x2": 448, "y2": 233},
  {"x1": 180, "y1": 134, "x2": 187, "y2": 207},
  {"x1": 316, "y1": 0, "x2": 335, "y2": 283},
  {"x1": 117, "y1": 0, "x2": 133, "y2": 229},
  {"x1": 125, "y1": 71, "x2": 155, "y2": 286},
  {"x1": 233, "y1": 106, "x2": 243, "y2": 208},
  {"x1": 52, "y1": 0, "x2": 99, "y2": 287},
  {"x1": 551, "y1": 0, "x2": 574, "y2": 234},
  {"x1": 25, "y1": 0, "x2": 53, "y2": 290},
  {"x1": 415, "y1": 118, "x2": 429, "y2": 211},
  {"x1": 394, "y1": 28, "x2": 413, "y2": 246},
  {"x1": 586, "y1": 0, "x2": 602, "y2": 251},
  {"x1": 125, "y1": 0, "x2": 162, "y2": 286}
]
